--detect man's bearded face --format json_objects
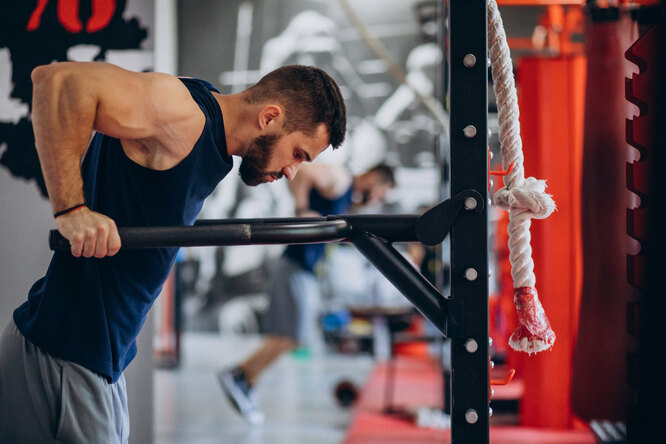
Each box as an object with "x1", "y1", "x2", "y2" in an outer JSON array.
[{"x1": 238, "y1": 134, "x2": 283, "y2": 186}]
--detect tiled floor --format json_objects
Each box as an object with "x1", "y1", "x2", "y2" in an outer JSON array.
[{"x1": 154, "y1": 332, "x2": 374, "y2": 444}]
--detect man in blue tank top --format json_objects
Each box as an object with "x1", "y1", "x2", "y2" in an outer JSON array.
[
  {"x1": 0, "y1": 61, "x2": 346, "y2": 443},
  {"x1": 219, "y1": 163, "x2": 395, "y2": 423}
]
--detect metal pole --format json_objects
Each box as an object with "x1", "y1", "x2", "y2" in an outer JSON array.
[{"x1": 448, "y1": 0, "x2": 490, "y2": 442}]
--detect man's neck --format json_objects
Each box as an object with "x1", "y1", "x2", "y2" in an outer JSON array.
[{"x1": 215, "y1": 92, "x2": 250, "y2": 157}]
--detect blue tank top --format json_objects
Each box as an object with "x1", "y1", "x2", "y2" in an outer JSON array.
[
  {"x1": 14, "y1": 78, "x2": 232, "y2": 382},
  {"x1": 283, "y1": 185, "x2": 353, "y2": 272}
]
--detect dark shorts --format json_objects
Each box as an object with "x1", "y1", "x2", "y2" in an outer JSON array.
[{"x1": 0, "y1": 319, "x2": 129, "y2": 443}]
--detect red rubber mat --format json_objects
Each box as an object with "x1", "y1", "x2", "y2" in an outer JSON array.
[{"x1": 343, "y1": 356, "x2": 595, "y2": 444}]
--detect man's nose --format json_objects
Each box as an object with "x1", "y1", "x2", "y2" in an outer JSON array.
[{"x1": 282, "y1": 161, "x2": 302, "y2": 181}]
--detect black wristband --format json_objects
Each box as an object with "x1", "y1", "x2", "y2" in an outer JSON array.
[{"x1": 54, "y1": 203, "x2": 86, "y2": 218}]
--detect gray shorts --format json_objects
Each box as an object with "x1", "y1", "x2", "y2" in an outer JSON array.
[
  {"x1": 263, "y1": 256, "x2": 322, "y2": 345},
  {"x1": 0, "y1": 319, "x2": 129, "y2": 444}
]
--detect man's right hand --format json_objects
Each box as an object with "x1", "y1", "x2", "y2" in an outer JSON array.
[{"x1": 54, "y1": 207, "x2": 121, "y2": 258}]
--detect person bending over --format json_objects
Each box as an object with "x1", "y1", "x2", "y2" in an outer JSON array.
[
  {"x1": 0, "y1": 61, "x2": 345, "y2": 443},
  {"x1": 219, "y1": 163, "x2": 395, "y2": 423}
]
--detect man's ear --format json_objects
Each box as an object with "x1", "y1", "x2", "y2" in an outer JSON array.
[{"x1": 258, "y1": 104, "x2": 283, "y2": 129}]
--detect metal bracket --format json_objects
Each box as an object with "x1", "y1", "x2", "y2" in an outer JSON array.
[{"x1": 415, "y1": 189, "x2": 484, "y2": 246}]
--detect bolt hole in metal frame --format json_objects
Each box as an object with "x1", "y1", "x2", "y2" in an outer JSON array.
[{"x1": 51, "y1": 1, "x2": 490, "y2": 440}]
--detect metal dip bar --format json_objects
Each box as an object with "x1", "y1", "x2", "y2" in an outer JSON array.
[
  {"x1": 49, "y1": 218, "x2": 352, "y2": 250},
  {"x1": 48, "y1": 212, "x2": 449, "y2": 337},
  {"x1": 49, "y1": 214, "x2": 426, "y2": 251}
]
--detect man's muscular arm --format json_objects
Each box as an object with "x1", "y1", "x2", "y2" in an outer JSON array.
[{"x1": 31, "y1": 62, "x2": 202, "y2": 258}]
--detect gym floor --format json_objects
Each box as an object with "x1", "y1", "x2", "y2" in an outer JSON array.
[
  {"x1": 154, "y1": 333, "x2": 596, "y2": 444},
  {"x1": 154, "y1": 332, "x2": 374, "y2": 444}
]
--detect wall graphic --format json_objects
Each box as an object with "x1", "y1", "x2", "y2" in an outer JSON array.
[{"x1": 0, "y1": 0, "x2": 151, "y2": 197}]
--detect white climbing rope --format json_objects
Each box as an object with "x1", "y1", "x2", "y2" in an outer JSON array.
[{"x1": 488, "y1": 0, "x2": 557, "y2": 353}]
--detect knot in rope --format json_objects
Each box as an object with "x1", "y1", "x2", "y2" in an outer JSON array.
[{"x1": 493, "y1": 177, "x2": 556, "y2": 219}]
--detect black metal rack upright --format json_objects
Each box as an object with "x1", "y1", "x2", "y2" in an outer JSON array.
[{"x1": 448, "y1": 0, "x2": 490, "y2": 442}]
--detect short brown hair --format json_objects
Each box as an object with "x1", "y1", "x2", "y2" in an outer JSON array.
[{"x1": 244, "y1": 65, "x2": 346, "y2": 148}]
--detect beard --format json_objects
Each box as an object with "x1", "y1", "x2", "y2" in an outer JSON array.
[{"x1": 238, "y1": 134, "x2": 282, "y2": 186}]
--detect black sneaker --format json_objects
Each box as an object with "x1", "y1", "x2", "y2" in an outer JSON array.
[{"x1": 217, "y1": 368, "x2": 264, "y2": 424}]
